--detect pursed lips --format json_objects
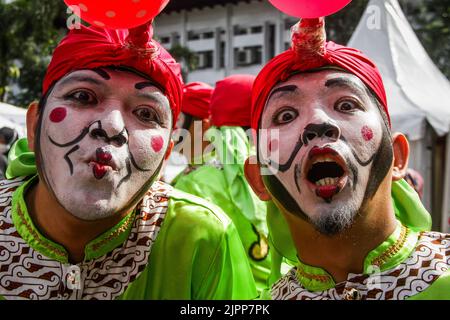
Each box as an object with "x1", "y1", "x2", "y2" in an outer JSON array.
[{"x1": 87, "y1": 149, "x2": 119, "y2": 179}]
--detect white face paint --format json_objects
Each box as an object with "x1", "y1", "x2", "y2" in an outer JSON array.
[
  {"x1": 38, "y1": 69, "x2": 172, "y2": 221},
  {"x1": 260, "y1": 70, "x2": 389, "y2": 235}
]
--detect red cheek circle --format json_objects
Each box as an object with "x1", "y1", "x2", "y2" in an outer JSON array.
[
  {"x1": 151, "y1": 136, "x2": 164, "y2": 153},
  {"x1": 49, "y1": 107, "x2": 67, "y2": 123},
  {"x1": 361, "y1": 126, "x2": 374, "y2": 141}
]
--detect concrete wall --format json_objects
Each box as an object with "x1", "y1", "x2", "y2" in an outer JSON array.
[{"x1": 155, "y1": 0, "x2": 294, "y2": 85}]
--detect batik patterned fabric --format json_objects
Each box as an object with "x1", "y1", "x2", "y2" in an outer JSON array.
[
  {"x1": 271, "y1": 230, "x2": 450, "y2": 300},
  {"x1": 0, "y1": 177, "x2": 170, "y2": 300}
]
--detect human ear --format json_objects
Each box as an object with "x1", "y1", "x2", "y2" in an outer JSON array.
[
  {"x1": 202, "y1": 118, "x2": 211, "y2": 133},
  {"x1": 26, "y1": 101, "x2": 40, "y2": 151},
  {"x1": 391, "y1": 132, "x2": 409, "y2": 181},
  {"x1": 244, "y1": 156, "x2": 272, "y2": 201}
]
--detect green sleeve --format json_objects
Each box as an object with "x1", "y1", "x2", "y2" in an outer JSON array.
[
  {"x1": 392, "y1": 179, "x2": 432, "y2": 232},
  {"x1": 407, "y1": 271, "x2": 450, "y2": 300},
  {"x1": 174, "y1": 166, "x2": 227, "y2": 207},
  {"x1": 119, "y1": 189, "x2": 258, "y2": 300},
  {"x1": 175, "y1": 166, "x2": 272, "y2": 293}
]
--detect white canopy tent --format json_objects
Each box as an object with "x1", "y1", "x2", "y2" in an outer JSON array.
[
  {"x1": 0, "y1": 102, "x2": 27, "y2": 137},
  {"x1": 348, "y1": 0, "x2": 450, "y2": 231}
]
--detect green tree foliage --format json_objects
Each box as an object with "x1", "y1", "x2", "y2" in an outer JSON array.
[
  {"x1": 327, "y1": 0, "x2": 449, "y2": 79},
  {"x1": 0, "y1": 0, "x2": 448, "y2": 107},
  {"x1": 327, "y1": 0, "x2": 368, "y2": 44},
  {"x1": 168, "y1": 44, "x2": 199, "y2": 81},
  {"x1": 401, "y1": 0, "x2": 450, "y2": 79},
  {"x1": 0, "y1": 0, "x2": 66, "y2": 106}
]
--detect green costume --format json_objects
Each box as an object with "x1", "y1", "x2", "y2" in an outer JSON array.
[
  {"x1": 0, "y1": 139, "x2": 257, "y2": 300},
  {"x1": 266, "y1": 179, "x2": 450, "y2": 300},
  {"x1": 174, "y1": 126, "x2": 271, "y2": 292}
]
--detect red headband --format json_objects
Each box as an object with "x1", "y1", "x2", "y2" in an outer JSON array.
[
  {"x1": 251, "y1": 18, "x2": 389, "y2": 131},
  {"x1": 43, "y1": 22, "x2": 183, "y2": 126},
  {"x1": 182, "y1": 82, "x2": 214, "y2": 120},
  {"x1": 210, "y1": 74, "x2": 256, "y2": 127}
]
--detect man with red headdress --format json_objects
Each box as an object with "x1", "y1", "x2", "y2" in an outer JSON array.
[
  {"x1": 165, "y1": 81, "x2": 214, "y2": 183},
  {"x1": 174, "y1": 75, "x2": 273, "y2": 292},
  {"x1": 0, "y1": 20, "x2": 257, "y2": 300},
  {"x1": 244, "y1": 17, "x2": 450, "y2": 299}
]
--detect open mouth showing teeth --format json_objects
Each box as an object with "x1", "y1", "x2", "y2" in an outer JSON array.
[
  {"x1": 305, "y1": 147, "x2": 348, "y2": 201},
  {"x1": 307, "y1": 160, "x2": 345, "y2": 186}
]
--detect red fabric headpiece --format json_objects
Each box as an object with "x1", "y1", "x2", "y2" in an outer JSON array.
[
  {"x1": 43, "y1": 21, "x2": 183, "y2": 126},
  {"x1": 251, "y1": 18, "x2": 389, "y2": 131},
  {"x1": 210, "y1": 74, "x2": 256, "y2": 127},
  {"x1": 182, "y1": 82, "x2": 214, "y2": 120}
]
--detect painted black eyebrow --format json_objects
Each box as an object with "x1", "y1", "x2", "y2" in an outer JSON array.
[
  {"x1": 92, "y1": 68, "x2": 111, "y2": 80},
  {"x1": 325, "y1": 77, "x2": 367, "y2": 94},
  {"x1": 57, "y1": 74, "x2": 104, "y2": 88},
  {"x1": 135, "y1": 81, "x2": 165, "y2": 93},
  {"x1": 268, "y1": 85, "x2": 298, "y2": 100}
]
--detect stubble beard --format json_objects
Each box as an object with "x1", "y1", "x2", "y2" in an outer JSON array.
[{"x1": 309, "y1": 200, "x2": 360, "y2": 236}]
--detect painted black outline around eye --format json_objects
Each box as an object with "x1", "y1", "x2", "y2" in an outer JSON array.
[
  {"x1": 65, "y1": 89, "x2": 98, "y2": 105},
  {"x1": 133, "y1": 107, "x2": 162, "y2": 126},
  {"x1": 334, "y1": 97, "x2": 365, "y2": 114},
  {"x1": 272, "y1": 107, "x2": 299, "y2": 126}
]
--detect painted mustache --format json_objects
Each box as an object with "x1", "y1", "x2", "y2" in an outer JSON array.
[
  {"x1": 48, "y1": 120, "x2": 158, "y2": 179},
  {"x1": 268, "y1": 122, "x2": 339, "y2": 172},
  {"x1": 266, "y1": 122, "x2": 374, "y2": 173}
]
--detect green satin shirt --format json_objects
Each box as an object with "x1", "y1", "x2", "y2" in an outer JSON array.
[
  {"x1": 0, "y1": 175, "x2": 257, "y2": 300},
  {"x1": 174, "y1": 127, "x2": 272, "y2": 292}
]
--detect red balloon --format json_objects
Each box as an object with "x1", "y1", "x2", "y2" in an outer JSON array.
[
  {"x1": 64, "y1": 0, "x2": 170, "y2": 29},
  {"x1": 268, "y1": 0, "x2": 352, "y2": 18}
]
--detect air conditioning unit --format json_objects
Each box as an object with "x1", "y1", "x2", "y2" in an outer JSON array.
[{"x1": 235, "y1": 48, "x2": 250, "y2": 65}]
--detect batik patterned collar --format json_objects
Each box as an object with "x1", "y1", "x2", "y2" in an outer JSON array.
[
  {"x1": 271, "y1": 226, "x2": 450, "y2": 300},
  {"x1": 0, "y1": 176, "x2": 171, "y2": 300}
]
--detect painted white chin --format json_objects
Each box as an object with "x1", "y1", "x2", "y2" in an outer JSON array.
[
  {"x1": 63, "y1": 198, "x2": 121, "y2": 221},
  {"x1": 52, "y1": 180, "x2": 126, "y2": 221},
  {"x1": 46, "y1": 162, "x2": 160, "y2": 221},
  {"x1": 297, "y1": 172, "x2": 367, "y2": 235},
  {"x1": 292, "y1": 151, "x2": 369, "y2": 235},
  {"x1": 53, "y1": 174, "x2": 157, "y2": 221}
]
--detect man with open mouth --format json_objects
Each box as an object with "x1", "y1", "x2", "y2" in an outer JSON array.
[
  {"x1": 0, "y1": 19, "x2": 256, "y2": 300},
  {"x1": 245, "y1": 17, "x2": 450, "y2": 300}
]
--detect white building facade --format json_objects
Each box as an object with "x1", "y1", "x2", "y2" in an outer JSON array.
[{"x1": 154, "y1": 0, "x2": 297, "y2": 85}]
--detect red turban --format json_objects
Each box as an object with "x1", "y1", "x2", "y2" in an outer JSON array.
[
  {"x1": 210, "y1": 74, "x2": 256, "y2": 127},
  {"x1": 251, "y1": 18, "x2": 389, "y2": 131},
  {"x1": 43, "y1": 22, "x2": 183, "y2": 125},
  {"x1": 182, "y1": 82, "x2": 214, "y2": 120}
]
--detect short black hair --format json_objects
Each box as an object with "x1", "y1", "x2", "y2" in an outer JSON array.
[
  {"x1": 0, "y1": 127, "x2": 18, "y2": 145},
  {"x1": 368, "y1": 88, "x2": 391, "y2": 136}
]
